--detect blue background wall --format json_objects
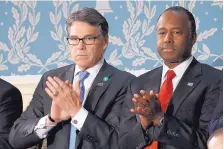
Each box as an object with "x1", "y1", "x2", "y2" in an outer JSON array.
[{"x1": 0, "y1": 0, "x2": 223, "y2": 76}]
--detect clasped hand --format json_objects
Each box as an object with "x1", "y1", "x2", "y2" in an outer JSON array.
[
  {"x1": 45, "y1": 76, "x2": 82, "y2": 121},
  {"x1": 130, "y1": 90, "x2": 163, "y2": 129}
]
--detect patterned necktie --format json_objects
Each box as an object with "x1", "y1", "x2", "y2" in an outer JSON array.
[
  {"x1": 145, "y1": 70, "x2": 176, "y2": 149},
  {"x1": 69, "y1": 71, "x2": 89, "y2": 149},
  {"x1": 78, "y1": 71, "x2": 90, "y2": 101}
]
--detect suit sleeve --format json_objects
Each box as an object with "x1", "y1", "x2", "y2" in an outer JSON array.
[
  {"x1": 208, "y1": 79, "x2": 223, "y2": 135},
  {"x1": 9, "y1": 75, "x2": 46, "y2": 149},
  {"x1": 77, "y1": 74, "x2": 135, "y2": 149},
  {"x1": 151, "y1": 79, "x2": 221, "y2": 149},
  {"x1": 0, "y1": 85, "x2": 23, "y2": 149},
  {"x1": 119, "y1": 78, "x2": 221, "y2": 149},
  {"x1": 119, "y1": 82, "x2": 148, "y2": 149}
]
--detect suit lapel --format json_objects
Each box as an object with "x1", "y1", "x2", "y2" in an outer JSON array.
[
  {"x1": 144, "y1": 67, "x2": 162, "y2": 94},
  {"x1": 167, "y1": 58, "x2": 202, "y2": 115},
  {"x1": 59, "y1": 64, "x2": 75, "y2": 84},
  {"x1": 84, "y1": 61, "x2": 114, "y2": 112}
]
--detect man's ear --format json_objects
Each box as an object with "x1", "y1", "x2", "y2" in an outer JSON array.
[
  {"x1": 192, "y1": 33, "x2": 197, "y2": 45},
  {"x1": 104, "y1": 34, "x2": 109, "y2": 44},
  {"x1": 103, "y1": 34, "x2": 109, "y2": 50}
]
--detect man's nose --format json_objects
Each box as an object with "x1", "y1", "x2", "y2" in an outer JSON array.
[
  {"x1": 77, "y1": 40, "x2": 85, "y2": 50},
  {"x1": 164, "y1": 33, "x2": 174, "y2": 43}
]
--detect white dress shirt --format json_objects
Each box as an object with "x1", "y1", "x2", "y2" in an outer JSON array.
[
  {"x1": 161, "y1": 56, "x2": 193, "y2": 92},
  {"x1": 34, "y1": 58, "x2": 104, "y2": 138}
]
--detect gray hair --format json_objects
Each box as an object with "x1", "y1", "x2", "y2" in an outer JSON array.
[{"x1": 66, "y1": 7, "x2": 109, "y2": 37}]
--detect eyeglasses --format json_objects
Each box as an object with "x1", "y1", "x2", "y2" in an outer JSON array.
[{"x1": 67, "y1": 34, "x2": 102, "y2": 45}]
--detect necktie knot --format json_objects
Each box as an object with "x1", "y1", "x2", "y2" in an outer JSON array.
[
  {"x1": 78, "y1": 71, "x2": 89, "y2": 81},
  {"x1": 166, "y1": 70, "x2": 176, "y2": 80}
]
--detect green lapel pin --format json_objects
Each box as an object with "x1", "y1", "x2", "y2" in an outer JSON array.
[{"x1": 103, "y1": 76, "x2": 109, "y2": 81}]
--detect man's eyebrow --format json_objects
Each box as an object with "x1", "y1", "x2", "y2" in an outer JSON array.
[
  {"x1": 157, "y1": 27, "x2": 166, "y2": 31},
  {"x1": 172, "y1": 27, "x2": 182, "y2": 30},
  {"x1": 69, "y1": 35, "x2": 78, "y2": 38},
  {"x1": 157, "y1": 27, "x2": 182, "y2": 31},
  {"x1": 69, "y1": 34, "x2": 96, "y2": 38}
]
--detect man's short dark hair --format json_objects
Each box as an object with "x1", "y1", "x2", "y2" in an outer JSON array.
[
  {"x1": 158, "y1": 6, "x2": 196, "y2": 37},
  {"x1": 66, "y1": 7, "x2": 109, "y2": 37}
]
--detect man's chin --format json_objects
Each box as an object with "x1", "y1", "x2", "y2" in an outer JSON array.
[{"x1": 163, "y1": 58, "x2": 182, "y2": 64}]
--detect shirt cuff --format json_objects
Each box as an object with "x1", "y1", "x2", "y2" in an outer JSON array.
[
  {"x1": 34, "y1": 115, "x2": 57, "y2": 139},
  {"x1": 71, "y1": 107, "x2": 88, "y2": 130}
]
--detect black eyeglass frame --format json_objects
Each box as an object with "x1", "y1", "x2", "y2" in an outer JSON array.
[{"x1": 67, "y1": 34, "x2": 103, "y2": 45}]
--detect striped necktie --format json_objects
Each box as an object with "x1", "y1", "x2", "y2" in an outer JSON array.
[{"x1": 69, "y1": 71, "x2": 89, "y2": 149}]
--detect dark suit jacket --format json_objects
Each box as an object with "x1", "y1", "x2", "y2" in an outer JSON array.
[
  {"x1": 208, "y1": 77, "x2": 223, "y2": 135},
  {"x1": 0, "y1": 78, "x2": 23, "y2": 149},
  {"x1": 9, "y1": 61, "x2": 135, "y2": 149},
  {"x1": 119, "y1": 58, "x2": 222, "y2": 149}
]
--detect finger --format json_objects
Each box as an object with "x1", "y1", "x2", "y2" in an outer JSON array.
[
  {"x1": 140, "y1": 90, "x2": 147, "y2": 96},
  {"x1": 53, "y1": 77, "x2": 68, "y2": 90},
  {"x1": 47, "y1": 76, "x2": 61, "y2": 91},
  {"x1": 130, "y1": 108, "x2": 140, "y2": 113},
  {"x1": 65, "y1": 80, "x2": 73, "y2": 88},
  {"x1": 155, "y1": 93, "x2": 159, "y2": 99},
  {"x1": 133, "y1": 93, "x2": 144, "y2": 103},
  {"x1": 65, "y1": 80, "x2": 70, "y2": 85},
  {"x1": 132, "y1": 97, "x2": 137, "y2": 103},
  {"x1": 132, "y1": 98, "x2": 145, "y2": 108},
  {"x1": 130, "y1": 107, "x2": 145, "y2": 115},
  {"x1": 133, "y1": 93, "x2": 148, "y2": 108},
  {"x1": 46, "y1": 81, "x2": 57, "y2": 95},
  {"x1": 45, "y1": 87, "x2": 55, "y2": 100},
  {"x1": 148, "y1": 90, "x2": 158, "y2": 101},
  {"x1": 132, "y1": 97, "x2": 143, "y2": 107},
  {"x1": 137, "y1": 106, "x2": 144, "y2": 112},
  {"x1": 131, "y1": 106, "x2": 144, "y2": 113},
  {"x1": 132, "y1": 97, "x2": 144, "y2": 107},
  {"x1": 130, "y1": 108, "x2": 135, "y2": 112},
  {"x1": 149, "y1": 90, "x2": 154, "y2": 96},
  {"x1": 131, "y1": 106, "x2": 153, "y2": 117},
  {"x1": 152, "y1": 90, "x2": 159, "y2": 101},
  {"x1": 140, "y1": 90, "x2": 150, "y2": 100},
  {"x1": 140, "y1": 90, "x2": 150, "y2": 105}
]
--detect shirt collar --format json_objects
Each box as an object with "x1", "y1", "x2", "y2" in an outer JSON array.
[
  {"x1": 74, "y1": 58, "x2": 104, "y2": 76},
  {"x1": 162, "y1": 56, "x2": 193, "y2": 79}
]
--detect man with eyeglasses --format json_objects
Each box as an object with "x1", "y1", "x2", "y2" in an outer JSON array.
[{"x1": 9, "y1": 7, "x2": 135, "y2": 149}]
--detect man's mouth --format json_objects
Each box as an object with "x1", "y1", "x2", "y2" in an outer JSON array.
[{"x1": 162, "y1": 48, "x2": 174, "y2": 52}]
